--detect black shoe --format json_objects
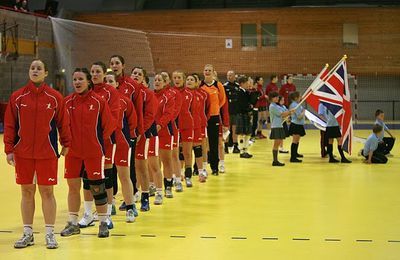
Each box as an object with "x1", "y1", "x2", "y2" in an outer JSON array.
[
  {"x1": 224, "y1": 146, "x2": 229, "y2": 154},
  {"x1": 193, "y1": 169, "x2": 199, "y2": 176},
  {"x1": 341, "y1": 158, "x2": 352, "y2": 163},
  {"x1": 240, "y1": 152, "x2": 253, "y2": 159},
  {"x1": 212, "y1": 170, "x2": 219, "y2": 176},
  {"x1": 296, "y1": 154, "x2": 304, "y2": 158},
  {"x1": 272, "y1": 161, "x2": 285, "y2": 166},
  {"x1": 279, "y1": 149, "x2": 289, "y2": 154},
  {"x1": 233, "y1": 146, "x2": 240, "y2": 154},
  {"x1": 290, "y1": 158, "x2": 302, "y2": 163},
  {"x1": 329, "y1": 158, "x2": 340, "y2": 163}
]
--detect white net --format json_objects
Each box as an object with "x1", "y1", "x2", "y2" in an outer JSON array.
[{"x1": 50, "y1": 17, "x2": 155, "y2": 93}]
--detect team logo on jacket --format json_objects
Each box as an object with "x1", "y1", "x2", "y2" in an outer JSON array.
[
  {"x1": 46, "y1": 103, "x2": 52, "y2": 109},
  {"x1": 93, "y1": 172, "x2": 101, "y2": 175},
  {"x1": 48, "y1": 178, "x2": 56, "y2": 182},
  {"x1": 89, "y1": 104, "x2": 95, "y2": 111}
]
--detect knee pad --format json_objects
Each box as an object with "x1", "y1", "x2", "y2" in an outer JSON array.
[
  {"x1": 89, "y1": 179, "x2": 107, "y2": 206},
  {"x1": 104, "y1": 168, "x2": 113, "y2": 189},
  {"x1": 82, "y1": 177, "x2": 90, "y2": 190},
  {"x1": 193, "y1": 145, "x2": 202, "y2": 158}
]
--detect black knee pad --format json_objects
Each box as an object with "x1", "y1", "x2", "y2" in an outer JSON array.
[
  {"x1": 89, "y1": 179, "x2": 107, "y2": 206},
  {"x1": 193, "y1": 145, "x2": 202, "y2": 158},
  {"x1": 104, "y1": 168, "x2": 113, "y2": 189},
  {"x1": 83, "y1": 177, "x2": 90, "y2": 190}
]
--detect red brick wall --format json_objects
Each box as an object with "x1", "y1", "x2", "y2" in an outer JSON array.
[{"x1": 75, "y1": 8, "x2": 400, "y2": 75}]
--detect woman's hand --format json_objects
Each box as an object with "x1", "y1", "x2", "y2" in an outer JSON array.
[
  {"x1": 60, "y1": 146, "x2": 69, "y2": 157},
  {"x1": 6, "y1": 153, "x2": 15, "y2": 167}
]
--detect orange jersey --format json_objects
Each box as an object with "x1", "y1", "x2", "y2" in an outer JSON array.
[{"x1": 199, "y1": 80, "x2": 226, "y2": 117}]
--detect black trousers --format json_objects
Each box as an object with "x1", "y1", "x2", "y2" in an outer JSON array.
[
  {"x1": 363, "y1": 151, "x2": 388, "y2": 164},
  {"x1": 207, "y1": 115, "x2": 220, "y2": 171},
  {"x1": 376, "y1": 137, "x2": 395, "y2": 155},
  {"x1": 251, "y1": 109, "x2": 258, "y2": 137}
]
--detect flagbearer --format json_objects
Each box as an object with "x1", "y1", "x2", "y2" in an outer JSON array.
[{"x1": 318, "y1": 103, "x2": 351, "y2": 163}]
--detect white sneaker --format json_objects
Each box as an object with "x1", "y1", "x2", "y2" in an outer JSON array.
[
  {"x1": 106, "y1": 216, "x2": 114, "y2": 229},
  {"x1": 219, "y1": 164, "x2": 225, "y2": 173},
  {"x1": 199, "y1": 171, "x2": 207, "y2": 183},
  {"x1": 78, "y1": 212, "x2": 95, "y2": 228},
  {"x1": 134, "y1": 192, "x2": 141, "y2": 203},
  {"x1": 154, "y1": 193, "x2": 163, "y2": 205},
  {"x1": 126, "y1": 209, "x2": 135, "y2": 223}
]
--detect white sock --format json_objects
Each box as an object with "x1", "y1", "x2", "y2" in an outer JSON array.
[
  {"x1": 220, "y1": 160, "x2": 224, "y2": 166},
  {"x1": 45, "y1": 225, "x2": 54, "y2": 235},
  {"x1": 23, "y1": 225, "x2": 33, "y2": 235},
  {"x1": 175, "y1": 177, "x2": 181, "y2": 184},
  {"x1": 83, "y1": 201, "x2": 93, "y2": 215},
  {"x1": 69, "y1": 212, "x2": 79, "y2": 225},
  {"x1": 98, "y1": 213, "x2": 107, "y2": 223},
  {"x1": 107, "y1": 204, "x2": 112, "y2": 216}
]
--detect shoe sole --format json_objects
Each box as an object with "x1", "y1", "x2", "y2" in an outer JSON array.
[
  {"x1": 46, "y1": 244, "x2": 58, "y2": 249},
  {"x1": 78, "y1": 221, "x2": 95, "y2": 228},
  {"x1": 98, "y1": 233, "x2": 109, "y2": 238},
  {"x1": 14, "y1": 241, "x2": 34, "y2": 249},
  {"x1": 60, "y1": 230, "x2": 80, "y2": 237}
]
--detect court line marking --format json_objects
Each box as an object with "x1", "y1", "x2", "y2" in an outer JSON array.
[
  {"x1": 200, "y1": 236, "x2": 217, "y2": 239},
  {"x1": 325, "y1": 238, "x2": 341, "y2": 242},
  {"x1": 0, "y1": 230, "x2": 13, "y2": 233},
  {"x1": 231, "y1": 237, "x2": 247, "y2": 240},
  {"x1": 388, "y1": 240, "x2": 400, "y2": 243},
  {"x1": 111, "y1": 234, "x2": 126, "y2": 237},
  {"x1": 293, "y1": 238, "x2": 310, "y2": 241},
  {"x1": 141, "y1": 234, "x2": 156, "y2": 237},
  {"x1": 262, "y1": 237, "x2": 278, "y2": 240},
  {"x1": 356, "y1": 239, "x2": 373, "y2": 242},
  {"x1": 170, "y1": 235, "x2": 186, "y2": 238}
]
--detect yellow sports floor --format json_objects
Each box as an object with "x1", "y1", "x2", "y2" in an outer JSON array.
[{"x1": 0, "y1": 130, "x2": 399, "y2": 260}]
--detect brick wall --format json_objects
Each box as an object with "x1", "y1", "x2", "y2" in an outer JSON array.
[{"x1": 74, "y1": 7, "x2": 400, "y2": 76}]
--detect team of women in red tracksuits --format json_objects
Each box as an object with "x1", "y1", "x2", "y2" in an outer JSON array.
[{"x1": 3, "y1": 58, "x2": 227, "y2": 248}]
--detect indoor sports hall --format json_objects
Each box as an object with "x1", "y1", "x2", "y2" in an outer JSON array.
[{"x1": 0, "y1": 1, "x2": 399, "y2": 259}]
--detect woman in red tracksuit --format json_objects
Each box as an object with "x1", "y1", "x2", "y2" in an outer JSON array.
[
  {"x1": 186, "y1": 74, "x2": 207, "y2": 182},
  {"x1": 131, "y1": 66, "x2": 157, "y2": 212},
  {"x1": 150, "y1": 73, "x2": 175, "y2": 202},
  {"x1": 164, "y1": 72, "x2": 183, "y2": 193},
  {"x1": 80, "y1": 61, "x2": 121, "y2": 230},
  {"x1": 255, "y1": 76, "x2": 268, "y2": 139},
  {"x1": 61, "y1": 68, "x2": 115, "y2": 238},
  {"x1": 109, "y1": 55, "x2": 143, "y2": 211},
  {"x1": 173, "y1": 70, "x2": 194, "y2": 188},
  {"x1": 105, "y1": 72, "x2": 137, "y2": 222},
  {"x1": 4, "y1": 59, "x2": 71, "y2": 249}
]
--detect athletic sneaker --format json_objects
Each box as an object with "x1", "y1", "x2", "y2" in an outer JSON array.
[
  {"x1": 219, "y1": 164, "x2": 225, "y2": 173},
  {"x1": 134, "y1": 192, "x2": 141, "y2": 203},
  {"x1": 149, "y1": 185, "x2": 156, "y2": 197},
  {"x1": 240, "y1": 152, "x2": 253, "y2": 158},
  {"x1": 212, "y1": 169, "x2": 219, "y2": 176},
  {"x1": 45, "y1": 233, "x2": 58, "y2": 249},
  {"x1": 132, "y1": 204, "x2": 139, "y2": 217},
  {"x1": 185, "y1": 177, "x2": 193, "y2": 188},
  {"x1": 78, "y1": 212, "x2": 95, "y2": 228},
  {"x1": 272, "y1": 161, "x2": 285, "y2": 167},
  {"x1": 175, "y1": 182, "x2": 183, "y2": 192},
  {"x1": 165, "y1": 187, "x2": 173, "y2": 198},
  {"x1": 126, "y1": 209, "x2": 135, "y2": 223},
  {"x1": 119, "y1": 201, "x2": 127, "y2": 211},
  {"x1": 60, "y1": 222, "x2": 80, "y2": 237},
  {"x1": 233, "y1": 146, "x2": 240, "y2": 154},
  {"x1": 193, "y1": 168, "x2": 199, "y2": 176},
  {"x1": 140, "y1": 196, "x2": 150, "y2": 212},
  {"x1": 111, "y1": 204, "x2": 117, "y2": 216},
  {"x1": 199, "y1": 172, "x2": 207, "y2": 183},
  {"x1": 14, "y1": 233, "x2": 34, "y2": 248},
  {"x1": 98, "y1": 222, "x2": 109, "y2": 238},
  {"x1": 106, "y1": 216, "x2": 114, "y2": 229},
  {"x1": 154, "y1": 193, "x2": 163, "y2": 205}
]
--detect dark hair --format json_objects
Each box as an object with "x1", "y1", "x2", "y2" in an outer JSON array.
[
  {"x1": 187, "y1": 73, "x2": 199, "y2": 82},
  {"x1": 92, "y1": 61, "x2": 107, "y2": 73},
  {"x1": 270, "y1": 74, "x2": 277, "y2": 81},
  {"x1": 31, "y1": 59, "x2": 48, "y2": 72},
  {"x1": 131, "y1": 66, "x2": 147, "y2": 77},
  {"x1": 277, "y1": 95, "x2": 284, "y2": 104},
  {"x1": 109, "y1": 55, "x2": 125, "y2": 65},
  {"x1": 145, "y1": 76, "x2": 150, "y2": 84},
  {"x1": 255, "y1": 76, "x2": 262, "y2": 83},
  {"x1": 268, "y1": 91, "x2": 279, "y2": 101},
  {"x1": 237, "y1": 75, "x2": 249, "y2": 85},
  {"x1": 375, "y1": 109, "x2": 384, "y2": 117},
  {"x1": 73, "y1": 68, "x2": 93, "y2": 89},
  {"x1": 289, "y1": 91, "x2": 300, "y2": 106},
  {"x1": 373, "y1": 124, "x2": 383, "y2": 134}
]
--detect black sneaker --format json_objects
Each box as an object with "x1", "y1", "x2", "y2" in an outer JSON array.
[
  {"x1": 272, "y1": 161, "x2": 285, "y2": 166},
  {"x1": 119, "y1": 201, "x2": 126, "y2": 211},
  {"x1": 341, "y1": 158, "x2": 352, "y2": 163},
  {"x1": 329, "y1": 158, "x2": 340, "y2": 163},
  {"x1": 233, "y1": 146, "x2": 240, "y2": 154},
  {"x1": 193, "y1": 169, "x2": 199, "y2": 176},
  {"x1": 240, "y1": 153, "x2": 253, "y2": 159},
  {"x1": 211, "y1": 170, "x2": 219, "y2": 176},
  {"x1": 290, "y1": 158, "x2": 302, "y2": 163},
  {"x1": 98, "y1": 222, "x2": 109, "y2": 238}
]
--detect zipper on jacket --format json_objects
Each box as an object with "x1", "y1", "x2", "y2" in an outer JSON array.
[{"x1": 32, "y1": 90, "x2": 38, "y2": 157}]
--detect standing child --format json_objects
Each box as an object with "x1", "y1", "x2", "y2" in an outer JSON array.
[
  {"x1": 4, "y1": 59, "x2": 71, "y2": 249},
  {"x1": 288, "y1": 92, "x2": 306, "y2": 163},
  {"x1": 361, "y1": 124, "x2": 388, "y2": 164},
  {"x1": 236, "y1": 76, "x2": 253, "y2": 158},
  {"x1": 375, "y1": 109, "x2": 396, "y2": 155},
  {"x1": 269, "y1": 92, "x2": 294, "y2": 166}
]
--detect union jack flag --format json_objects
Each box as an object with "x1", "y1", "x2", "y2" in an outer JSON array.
[{"x1": 303, "y1": 58, "x2": 353, "y2": 154}]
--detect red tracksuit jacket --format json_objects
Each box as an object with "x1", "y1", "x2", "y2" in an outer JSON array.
[
  {"x1": 141, "y1": 86, "x2": 158, "y2": 137},
  {"x1": 255, "y1": 83, "x2": 267, "y2": 108},
  {"x1": 188, "y1": 88, "x2": 202, "y2": 129},
  {"x1": 154, "y1": 88, "x2": 175, "y2": 137},
  {"x1": 65, "y1": 90, "x2": 115, "y2": 158},
  {"x1": 177, "y1": 87, "x2": 194, "y2": 130},
  {"x1": 220, "y1": 97, "x2": 230, "y2": 128},
  {"x1": 279, "y1": 83, "x2": 296, "y2": 107},
  {"x1": 93, "y1": 83, "x2": 120, "y2": 125},
  {"x1": 116, "y1": 94, "x2": 137, "y2": 143},
  {"x1": 197, "y1": 88, "x2": 210, "y2": 128},
  {"x1": 4, "y1": 81, "x2": 71, "y2": 159},
  {"x1": 167, "y1": 85, "x2": 182, "y2": 130},
  {"x1": 117, "y1": 75, "x2": 144, "y2": 136}
]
